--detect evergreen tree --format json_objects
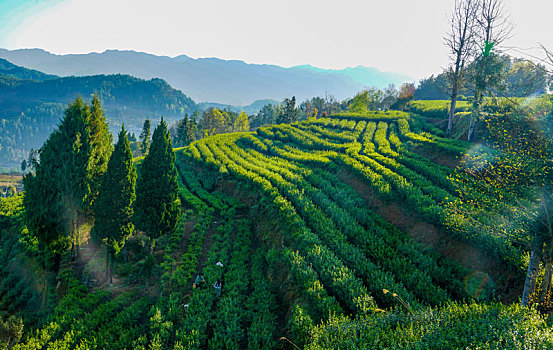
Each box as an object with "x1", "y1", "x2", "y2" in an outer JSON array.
[
  {"x1": 86, "y1": 95, "x2": 113, "y2": 212},
  {"x1": 23, "y1": 97, "x2": 112, "y2": 263},
  {"x1": 139, "y1": 119, "x2": 151, "y2": 155},
  {"x1": 174, "y1": 114, "x2": 195, "y2": 147},
  {"x1": 276, "y1": 96, "x2": 298, "y2": 124},
  {"x1": 23, "y1": 131, "x2": 67, "y2": 263},
  {"x1": 134, "y1": 118, "x2": 179, "y2": 250},
  {"x1": 185, "y1": 116, "x2": 196, "y2": 144},
  {"x1": 54, "y1": 98, "x2": 91, "y2": 259},
  {"x1": 56, "y1": 97, "x2": 112, "y2": 258},
  {"x1": 94, "y1": 125, "x2": 136, "y2": 284}
]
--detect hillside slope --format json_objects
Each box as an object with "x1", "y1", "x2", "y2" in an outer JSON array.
[
  {"x1": 0, "y1": 70, "x2": 197, "y2": 169},
  {"x1": 3, "y1": 111, "x2": 546, "y2": 349},
  {"x1": 0, "y1": 57, "x2": 57, "y2": 82}
]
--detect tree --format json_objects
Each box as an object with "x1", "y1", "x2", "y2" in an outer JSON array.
[
  {"x1": 504, "y1": 59, "x2": 551, "y2": 96},
  {"x1": 56, "y1": 96, "x2": 113, "y2": 259},
  {"x1": 381, "y1": 84, "x2": 399, "y2": 110},
  {"x1": 23, "y1": 97, "x2": 112, "y2": 263},
  {"x1": 23, "y1": 130, "x2": 67, "y2": 261},
  {"x1": 93, "y1": 125, "x2": 136, "y2": 285},
  {"x1": 57, "y1": 97, "x2": 91, "y2": 258},
  {"x1": 252, "y1": 104, "x2": 278, "y2": 128},
  {"x1": 0, "y1": 316, "x2": 23, "y2": 348},
  {"x1": 134, "y1": 118, "x2": 180, "y2": 251},
  {"x1": 347, "y1": 89, "x2": 384, "y2": 113},
  {"x1": 200, "y1": 108, "x2": 227, "y2": 136},
  {"x1": 174, "y1": 115, "x2": 187, "y2": 147},
  {"x1": 140, "y1": 119, "x2": 151, "y2": 155},
  {"x1": 185, "y1": 116, "x2": 197, "y2": 144},
  {"x1": 173, "y1": 115, "x2": 197, "y2": 146},
  {"x1": 276, "y1": 97, "x2": 298, "y2": 124},
  {"x1": 233, "y1": 111, "x2": 250, "y2": 132},
  {"x1": 445, "y1": 0, "x2": 479, "y2": 137},
  {"x1": 467, "y1": 0, "x2": 513, "y2": 141},
  {"x1": 86, "y1": 95, "x2": 113, "y2": 212}
]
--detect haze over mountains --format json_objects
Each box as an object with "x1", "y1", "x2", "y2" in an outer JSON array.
[{"x1": 0, "y1": 48, "x2": 412, "y2": 105}]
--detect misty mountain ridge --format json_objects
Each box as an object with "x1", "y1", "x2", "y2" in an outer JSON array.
[{"x1": 0, "y1": 48, "x2": 412, "y2": 105}]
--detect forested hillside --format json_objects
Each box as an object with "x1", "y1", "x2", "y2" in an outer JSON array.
[
  {"x1": 0, "y1": 58, "x2": 57, "y2": 82},
  {"x1": 0, "y1": 65, "x2": 197, "y2": 170}
]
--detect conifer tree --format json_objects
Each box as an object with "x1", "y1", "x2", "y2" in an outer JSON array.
[
  {"x1": 186, "y1": 116, "x2": 196, "y2": 144},
  {"x1": 94, "y1": 125, "x2": 136, "y2": 284},
  {"x1": 174, "y1": 115, "x2": 197, "y2": 146},
  {"x1": 134, "y1": 118, "x2": 179, "y2": 251},
  {"x1": 50, "y1": 98, "x2": 90, "y2": 259},
  {"x1": 23, "y1": 131, "x2": 66, "y2": 265},
  {"x1": 23, "y1": 96, "x2": 112, "y2": 263},
  {"x1": 87, "y1": 95, "x2": 113, "y2": 211},
  {"x1": 140, "y1": 119, "x2": 151, "y2": 155},
  {"x1": 56, "y1": 97, "x2": 112, "y2": 259},
  {"x1": 276, "y1": 96, "x2": 297, "y2": 124}
]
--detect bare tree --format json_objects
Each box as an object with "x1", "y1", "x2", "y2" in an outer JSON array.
[
  {"x1": 445, "y1": 0, "x2": 479, "y2": 137},
  {"x1": 477, "y1": 0, "x2": 512, "y2": 48},
  {"x1": 467, "y1": 0, "x2": 513, "y2": 141},
  {"x1": 540, "y1": 44, "x2": 553, "y2": 76}
]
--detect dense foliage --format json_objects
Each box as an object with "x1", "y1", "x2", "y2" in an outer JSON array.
[
  {"x1": 94, "y1": 126, "x2": 137, "y2": 283},
  {"x1": 134, "y1": 118, "x2": 180, "y2": 243},
  {"x1": 414, "y1": 56, "x2": 552, "y2": 100},
  {"x1": 23, "y1": 96, "x2": 113, "y2": 257}
]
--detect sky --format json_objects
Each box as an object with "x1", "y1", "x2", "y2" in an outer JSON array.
[{"x1": 0, "y1": 0, "x2": 551, "y2": 80}]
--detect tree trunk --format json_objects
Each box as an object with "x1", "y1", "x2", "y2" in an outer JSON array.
[
  {"x1": 75, "y1": 221, "x2": 80, "y2": 260},
  {"x1": 105, "y1": 246, "x2": 110, "y2": 285},
  {"x1": 467, "y1": 114, "x2": 476, "y2": 142},
  {"x1": 109, "y1": 250, "x2": 114, "y2": 285},
  {"x1": 522, "y1": 248, "x2": 543, "y2": 306},
  {"x1": 468, "y1": 90, "x2": 482, "y2": 142},
  {"x1": 448, "y1": 95, "x2": 458, "y2": 137},
  {"x1": 541, "y1": 261, "x2": 553, "y2": 303},
  {"x1": 71, "y1": 210, "x2": 78, "y2": 261}
]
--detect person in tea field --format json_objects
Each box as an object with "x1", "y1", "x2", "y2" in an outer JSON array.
[
  {"x1": 213, "y1": 279, "x2": 222, "y2": 297},
  {"x1": 194, "y1": 272, "x2": 205, "y2": 288}
]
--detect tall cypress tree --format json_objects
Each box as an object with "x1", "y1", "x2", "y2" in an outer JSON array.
[
  {"x1": 139, "y1": 119, "x2": 151, "y2": 155},
  {"x1": 23, "y1": 96, "x2": 112, "y2": 263},
  {"x1": 134, "y1": 118, "x2": 179, "y2": 249},
  {"x1": 87, "y1": 95, "x2": 113, "y2": 212},
  {"x1": 56, "y1": 97, "x2": 113, "y2": 259},
  {"x1": 23, "y1": 130, "x2": 66, "y2": 266},
  {"x1": 51, "y1": 98, "x2": 90, "y2": 259},
  {"x1": 94, "y1": 125, "x2": 136, "y2": 284}
]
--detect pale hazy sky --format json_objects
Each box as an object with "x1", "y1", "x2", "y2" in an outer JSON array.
[{"x1": 0, "y1": 0, "x2": 551, "y2": 80}]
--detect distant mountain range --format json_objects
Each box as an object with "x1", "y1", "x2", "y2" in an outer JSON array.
[{"x1": 0, "y1": 48, "x2": 412, "y2": 105}]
